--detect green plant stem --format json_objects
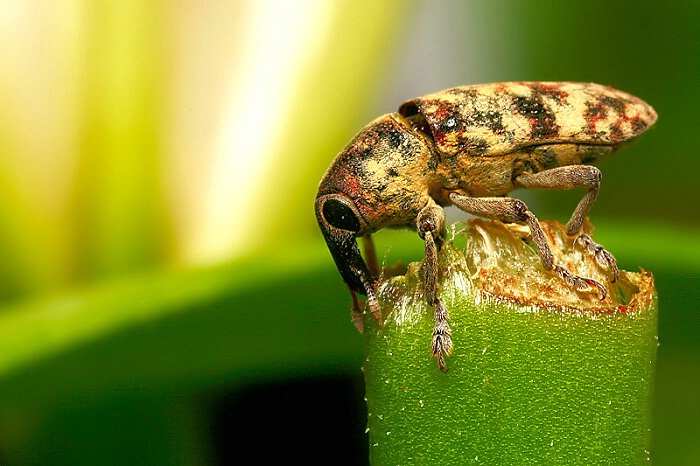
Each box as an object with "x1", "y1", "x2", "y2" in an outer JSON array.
[{"x1": 364, "y1": 220, "x2": 658, "y2": 465}]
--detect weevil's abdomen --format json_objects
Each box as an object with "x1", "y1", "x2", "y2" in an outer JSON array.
[{"x1": 398, "y1": 82, "x2": 657, "y2": 158}]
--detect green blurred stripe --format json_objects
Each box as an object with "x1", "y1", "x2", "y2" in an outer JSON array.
[{"x1": 70, "y1": 1, "x2": 168, "y2": 281}]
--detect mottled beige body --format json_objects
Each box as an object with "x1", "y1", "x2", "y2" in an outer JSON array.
[{"x1": 315, "y1": 82, "x2": 657, "y2": 371}]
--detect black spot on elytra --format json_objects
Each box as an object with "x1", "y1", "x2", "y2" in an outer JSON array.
[
  {"x1": 445, "y1": 87, "x2": 479, "y2": 100},
  {"x1": 585, "y1": 103, "x2": 607, "y2": 119},
  {"x1": 456, "y1": 135, "x2": 490, "y2": 155},
  {"x1": 583, "y1": 101, "x2": 608, "y2": 137},
  {"x1": 630, "y1": 116, "x2": 648, "y2": 133},
  {"x1": 609, "y1": 124, "x2": 624, "y2": 142},
  {"x1": 387, "y1": 167, "x2": 399, "y2": 177},
  {"x1": 470, "y1": 109, "x2": 506, "y2": 135},
  {"x1": 514, "y1": 94, "x2": 560, "y2": 140},
  {"x1": 438, "y1": 91, "x2": 507, "y2": 136},
  {"x1": 355, "y1": 147, "x2": 372, "y2": 161},
  {"x1": 531, "y1": 83, "x2": 569, "y2": 105},
  {"x1": 434, "y1": 102, "x2": 464, "y2": 136},
  {"x1": 598, "y1": 95, "x2": 626, "y2": 114}
]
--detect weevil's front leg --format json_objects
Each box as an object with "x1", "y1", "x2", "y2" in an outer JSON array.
[
  {"x1": 348, "y1": 235, "x2": 382, "y2": 333},
  {"x1": 348, "y1": 251, "x2": 382, "y2": 333},
  {"x1": 449, "y1": 193, "x2": 607, "y2": 299},
  {"x1": 514, "y1": 165, "x2": 618, "y2": 281},
  {"x1": 416, "y1": 203, "x2": 452, "y2": 372},
  {"x1": 347, "y1": 234, "x2": 382, "y2": 333},
  {"x1": 350, "y1": 288, "x2": 365, "y2": 332},
  {"x1": 361, "y1": 234, "x2": 380, "y2": 280}
]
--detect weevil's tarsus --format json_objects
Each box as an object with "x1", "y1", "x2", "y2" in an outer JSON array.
[
  {"x1": 350, "y1": 284, "x2": 382, "y2": 331},
  {"x1": 431, "y1": 298, "x2": 452, "y2": 373},
  {"x1": 366, "y1": 287, "x2": 382, "y2": 325},
  {"x1": 417, "y1": 204, "x2": 452, "y2": 371},
  {"x1": 575, "y1": 233, "x2": 619, "y2": 282},
  {"x1": 554, "y1": 265, "x2": 608, "y2": 300}
]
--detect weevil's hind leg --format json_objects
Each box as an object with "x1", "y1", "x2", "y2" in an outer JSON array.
[
  {"x1": 515, "y1": 165, "x2": 601, "y2": 235},
  {"x1": 514, "y1": 165, "x2": 618, "y2": 281},
  {"x1": 449, "y1": 193, "x2": 607, "y2": 299},
  {"x1": 574, "y1": 234, "x2": 619, "y2": 282},
  {"x1": 416, "y1": 203, "x2": 452, "y2": 372}
]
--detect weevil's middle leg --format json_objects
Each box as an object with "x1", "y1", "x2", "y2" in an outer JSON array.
[
  {"x1": 449, "y1": 193, "x2": 607, "y2": 299},
  {"x1": 417, "y1": 203, "x2": 452, "y2": 372},
  {"x1": 514, "y1": 165, "x2": 618, "y2": 281}
]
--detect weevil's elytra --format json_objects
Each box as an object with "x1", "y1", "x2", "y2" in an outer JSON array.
[{"x1": 315, "y1": 82, "x2": 657, "y2": 372}]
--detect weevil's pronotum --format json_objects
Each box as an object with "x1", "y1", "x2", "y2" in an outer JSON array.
[{"x1": 315, "y1": 82, "x2": 657, "y2": 371}]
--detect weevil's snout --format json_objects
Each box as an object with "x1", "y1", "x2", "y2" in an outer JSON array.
[{"x1": 315, "y1": 194, "x2": 375, "y2": 297}]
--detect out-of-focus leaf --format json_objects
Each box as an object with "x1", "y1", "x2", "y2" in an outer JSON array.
[
  {"x1": 0, "y1": 218, "x2": 695, "y2": 464},
  {"x1": 0, "y1": 243, "x2": 362, "y2": 397}
]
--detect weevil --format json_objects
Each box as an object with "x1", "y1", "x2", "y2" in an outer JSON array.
[{"x1": 315, "y1": 82, "x2": 657, "y2": 371}]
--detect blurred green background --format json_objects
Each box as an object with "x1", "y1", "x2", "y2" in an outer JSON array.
[{"x1": 0, "y1": 1, "x2": 697, "y2": 464}]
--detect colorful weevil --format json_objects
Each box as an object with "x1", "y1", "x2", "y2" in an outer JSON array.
[{"x1": 315, "y1": 82, "x2": 657, "y2": 371}]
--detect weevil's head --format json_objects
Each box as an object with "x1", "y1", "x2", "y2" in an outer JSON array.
[{"x1": 315, "y1": 113, "x2": 435, "y2": 296}]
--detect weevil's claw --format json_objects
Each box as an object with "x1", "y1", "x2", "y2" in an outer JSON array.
[
  {"x1": 349, "y1": 294, "x2": 382, "y2": 333},
  {"x1": 351, "y1": 307, "x2": 364, "y2": 333},
  {"x1": 350, "y1": 290, "x2": 364, "y2": 332},
  {"x1": 554, "y1": 265, "x2": 608, "y2": 300},
  {"x1": 574, "y1": 233, "x2": 619, "y2": 283},
  {"x1": 431, "y1": 298, "x2": 453, "y2": 372},
  {"x1": 584, "y1": 278, "x2": 608, "y2": 301}
]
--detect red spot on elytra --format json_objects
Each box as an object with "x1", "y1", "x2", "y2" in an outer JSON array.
[{"x1": 584, "y1": 103, "x2": 607, "y2": 135}]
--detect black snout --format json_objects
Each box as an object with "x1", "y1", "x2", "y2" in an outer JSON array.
[{"x1": 315, "y1": 196, "x2": 375, "y2": 296}]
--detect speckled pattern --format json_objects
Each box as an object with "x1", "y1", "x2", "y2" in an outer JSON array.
[
  {"x1": 314, "y1": 82, "x2": 656, "y2": 326},
  {"x1": 399, "y1": 82, "x2": 657, "y2": 157},
  {"x1": 318, "y1": 82, "x2": 657, "y2": 230}
]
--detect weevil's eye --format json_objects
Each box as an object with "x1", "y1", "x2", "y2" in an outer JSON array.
[{"x1": 322, "y1": 198, "x2": 361, "y2": 232}]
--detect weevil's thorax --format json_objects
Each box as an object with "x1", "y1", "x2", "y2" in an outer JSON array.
[{"x1": 317, "y1": 114, "x2": 438, "y2": 233}]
